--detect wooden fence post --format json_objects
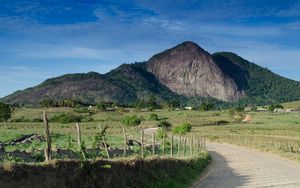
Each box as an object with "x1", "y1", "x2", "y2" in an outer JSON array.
[
  {"x1": 170, "y1": 135, "x2": 173, "y2": 157},
  {"x1": 162, "y1": 133, "x2": 165, "y2": 156},
  {"x1": 178, "y1": 136, "x2": 181, "y2": 157},
  {"x1": 190, "y1": 137, "x2": 193, "y2": 156},
  {"x1": 43, "y1": 111, "x2": 51, "y2": 161},
  {"x1": 76, "y1": 122, "x2": 87, "y2": 160},
  {"x1": 76, "y1": 122, "x2": 81, "y2": 147},
  {"x1": 152, "y1": 132, "x2": 155, "y2": 155},
  {"x1": 197, "y1": 138, "x2": 200, "y2": 154},
  {"x1": 183, "y1": 137, "x2": 187, "y2": 156},
  {"x1": 122, "y1": 126, "x2": 127, "y2": 157},
  {"x1": 141, "y1": 130, "x2": 144, "y2": 158}
]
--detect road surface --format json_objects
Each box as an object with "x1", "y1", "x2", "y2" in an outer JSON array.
[{"x1": 193, "y1": 143, "x2": 300, "y2": 188}]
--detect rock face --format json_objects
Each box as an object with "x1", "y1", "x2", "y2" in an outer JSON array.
[{"x1": 146, "y1": 41, "x2": 244, "y2": 101}]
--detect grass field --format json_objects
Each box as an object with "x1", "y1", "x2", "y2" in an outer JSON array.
[
  {"x1": 282, "y1": 100, "x2": 300, "y2": 109},
  {"x1": 1, "y1": 107, "x2": 300, "y2": 162}
]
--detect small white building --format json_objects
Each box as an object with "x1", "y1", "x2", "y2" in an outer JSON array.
[
  {"x1": 184, "y1": 106, "x2": 192, "y2": 110},
  {"x1": 257, "y1": 107, "x2": 267, "y2": 112}
]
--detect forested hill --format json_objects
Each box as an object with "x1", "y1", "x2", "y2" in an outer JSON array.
[{"x1": 213, "y1": 52, "x2": 300, "y2": 105}]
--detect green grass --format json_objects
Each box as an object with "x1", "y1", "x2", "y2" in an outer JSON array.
[
  {"x1": 282, "y1": 100, "x2": 300, "y2": 109},
  {"x1": 2, "y1": 107, "x2": 300, "y2": 162}
]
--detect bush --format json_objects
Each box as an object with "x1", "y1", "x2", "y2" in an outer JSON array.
[
  {"x1": 50, "y1": 113, "x2": 82, "y2": 124},
  {"x1": 157, "y1": 128, "x2": 167, "y2": 139},
  {"x1": 149, "y1": 113, "x2": 159, "y2": 121},
  {"x1": 96, "y1": 102, "x2": 107, "y2": 111},
  {"x1": 157, "y1": 121, "x2": 172, "y2": 130},
  {"x1": 121, "y1": 115, "x2": 142, "y2": 126},
  {"x1": 228, "y1": 108, "x2": 245, "y2": 122},
  {"x1": 172, "y1": 123, "x2": 192, "y2": 135},
  {"x1": 199, "y1": 102, "x2": 214, "y2": 111},
  {"x1": 32, "y1": 118, "x2": 43, "y2": 122},
  {"x1": 74, "y1": 107, "x2": 90, "y2": 113}
]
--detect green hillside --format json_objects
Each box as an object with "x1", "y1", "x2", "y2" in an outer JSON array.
[{"x1": 213, "y1": 52, "x2": 300, "y2": 106}]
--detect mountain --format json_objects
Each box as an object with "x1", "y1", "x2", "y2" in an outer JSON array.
[
  {"x1": 2, "y1": 64, "x2": 180, "y2": 106},
  {"x1": 2, "y1": 41, "x2": 300, "y2": 107},
  {"x1": 147, "y1": 42, "x2": 244, "y2": 101}
]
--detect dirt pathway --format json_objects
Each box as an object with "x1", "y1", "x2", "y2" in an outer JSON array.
[{"x1": 193, "y1": 142, "x2": 300, "y2": 188}]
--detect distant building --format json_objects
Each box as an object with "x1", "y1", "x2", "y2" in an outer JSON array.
[
  {"x1": 257, "y1": 107, "x2": 267, "y2": 112},
  {"x1": 274, "y1": 108, "x2": 285, "y2": 113},
  {"x1": 184, "y1": 106, "x2": 192, "y2": 110}
]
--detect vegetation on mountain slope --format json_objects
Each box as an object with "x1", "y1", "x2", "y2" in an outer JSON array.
[{"x1": 213, "y1": 52, "x2": 300, "y2": 106}]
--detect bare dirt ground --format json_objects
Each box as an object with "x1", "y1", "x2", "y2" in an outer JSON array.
[{"x1": 193, "y1": 142, "x2": 300, "y2": 188}]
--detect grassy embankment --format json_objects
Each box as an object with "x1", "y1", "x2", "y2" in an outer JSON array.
[{"x1": 0, "y1": 152, "x2": 211, "y2": 188}]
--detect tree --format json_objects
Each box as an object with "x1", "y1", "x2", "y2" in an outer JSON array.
[
  {"x1": 121, "y1": 115, "x2": 142, "y2": 126},
  {"x1": 157, "y1": 121, "x2": 172, "y2": 130},
  {"x1": 170, "y1": 99, "x2": 180, "y2": 109},
  {"x1": 172, "y1": 123, "x2": 192, "y2": 135},
  {"x1": 199, "y1": 102, "x2": 214, "y2": 111},
  {"x1": 0, "y1": 102, "x2": 12, "y2": 127},
  {"x1": 40, "y1": 99, "x2": 55, "y2": 108},
  {"x1": 96, "y1": 102, "x2": 107, "y2": 111},
  {"x1": 146, "y1": 94, "x2": 159, "y2": 110}
]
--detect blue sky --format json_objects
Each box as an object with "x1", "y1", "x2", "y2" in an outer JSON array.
[{"x1": 1, "y1": 0, "x2": 300, "y2": 97}]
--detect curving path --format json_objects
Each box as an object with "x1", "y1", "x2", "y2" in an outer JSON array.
[{"x1": 193, "y1": 142, "x2": 300, "y2": 188}]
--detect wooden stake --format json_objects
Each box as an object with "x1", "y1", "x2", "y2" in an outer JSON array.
[
  {"x1": 141, "y1": 130, "x2": 144, "y2": 158},
  {"x1": 76, "y1": 122, "x2": 87, "y2": 160},
  {"x1": 190, "y1": 137, "x2": 193, "y2": 156},
  {"x1": 76, "y1": 122, "x2": 81, "y2": 147},
  {"x1": 183, "y1": 137, "x2": 187, "y2": 156},
  {"x1": 162, "y1": 133, "x2": 165, "y2": 156},
  {"x1": 152, "y1": 132, "x2": 155, "y2": 155},
  {"x1": 122, "y1": 126, "x2": 127, "y2": 157},
  {"x1": 170, "y1": 135, "x2": 173, "y2": 157},
  {"x1": 43, "y1": 111, "x2": 51, "y2": 161},
  {"x1": 178, "y1": 136, "x2": 181, "y2": 157},
  {"x1": 197, "y1": 138, "x2": 200, "y2": 154}
]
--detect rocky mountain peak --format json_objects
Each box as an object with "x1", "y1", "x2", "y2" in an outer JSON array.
[{"x1": 146, "y1": 41, "x2": 245, "y2": 102}]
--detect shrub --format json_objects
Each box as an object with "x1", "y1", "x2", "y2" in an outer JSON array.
[
  {"x1": 172, "y1": 123, "x2": 192, "y2": 135},
  {"x1": 149, "y1": 113, "x2": 159, "y2": 121},
  {"x1": 96, "y1": 102, "x2": 107, "y2": 111},
  {"x1": 50, "y1": 113, "x2": 82, "y2": 123},
  {"x1": 228, "y1": 108, "x2": 245, "y2": 122},
  {"x1": 74, "y1": 107, "x2": 90, "y2": 113},
  {"x1": 0, "y1": 102, "x2": 12, "y2": 125},
  {"x1": 121, "y1": 115, "x2": 142, "y2": 126},
  {"x1": 157, "y1": 128, "x2": 167, "y2": 139},
  {"x1": 157, "y1": 121, "x2": 172, "y2": 130},
  {"x1": 32, "y1": 118, "x2": 43, "y2": 122},
  {"x1": 199, "y1": 102, "x2": 214, "y2": 111}
]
